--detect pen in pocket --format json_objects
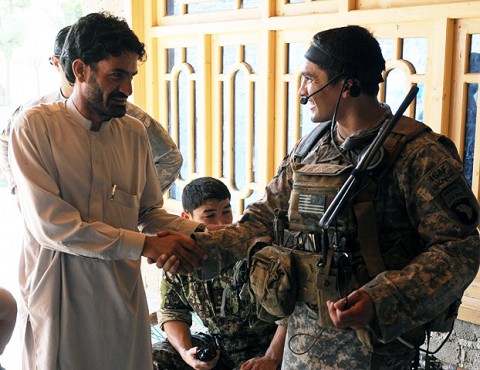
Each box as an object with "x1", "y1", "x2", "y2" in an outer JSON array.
[{"x1": 110, "y1": 184, "x2": 117, "y2": 201}]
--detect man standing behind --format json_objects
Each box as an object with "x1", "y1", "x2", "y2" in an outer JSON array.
[
  {"x1": 8, "y1": 12, "x2": 206, "y2": 370},
  {"x1": 154, "y1": 177, "x2": 286, "y2": 370},
  {"x1": 1, "y1": 24, "x2": 182, "y2": 195}
]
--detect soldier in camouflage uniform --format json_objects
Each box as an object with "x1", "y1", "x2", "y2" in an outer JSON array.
[
  {"x1": 0, "y1": 25, "x2": 182, "y2": 195},
  {"x1": 190, "y1": 26, "x2": 480, "y2": 369},
  {"x1": 154, "y1": 177, "x2": 286, "y2": 370}
]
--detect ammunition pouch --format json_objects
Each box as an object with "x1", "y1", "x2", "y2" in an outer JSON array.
[
  {"x1": 248, "y1": 244, "x2": 297, "y2": 322},
  {"x1": 290, "y1": 246, "x2": 344, "y2": 329},
  {"x1": 248, "y1": 242, "x2": 351, "y2": 329}
]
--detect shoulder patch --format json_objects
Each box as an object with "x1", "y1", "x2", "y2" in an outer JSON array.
[
  {"x1": 441, "y1": 181, "x2": 479, "y2": 225},
  {"x1": 418, "y1": 158, "x2": 479, "y2": 226}
]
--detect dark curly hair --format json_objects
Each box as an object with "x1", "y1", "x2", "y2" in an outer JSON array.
[
  {"x1": 61, "y1": 12, "x2": 147, "y2": 84},
  {"x1": 306, "y1": 25, "x2": 385, "y2": 96}
]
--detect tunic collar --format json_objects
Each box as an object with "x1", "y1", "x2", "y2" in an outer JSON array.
[{"x1": 65, "y1": 98, "x2": 111, "y2": 132}]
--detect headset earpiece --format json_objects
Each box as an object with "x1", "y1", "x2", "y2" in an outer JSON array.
[{"x1": 348, "y1": 80, "x2": 361, "y2": 97}]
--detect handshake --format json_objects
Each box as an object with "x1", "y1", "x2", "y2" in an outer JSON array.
[{"x1": 142, "y1": 230, "x2": 207, "y2": 275}]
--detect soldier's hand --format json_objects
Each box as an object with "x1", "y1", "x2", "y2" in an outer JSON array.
[
  {"x1": 327, "y1": 289, "x2": 374, "y2": 330},
  {"x1": 142, "y1": 230, "x2": 207, "y2": 274},
  {"x1": 240, "y1": 356, "x2": 280, "y2": 370},
  {"x1": 182, "y1": 347, "x2": 220, "y2": 370}
]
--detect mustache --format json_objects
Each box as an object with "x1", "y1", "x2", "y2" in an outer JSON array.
[{"x1": 108, "y1": 92, "x2": 128, "y2": 100}]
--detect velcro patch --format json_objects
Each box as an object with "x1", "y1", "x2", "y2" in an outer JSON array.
[
  {"x1": 298, "y1": 194, "x2": 326, "y2": 214},
  {"x1": 423, "y1": 159, "x2": 458, "y2": 196}
]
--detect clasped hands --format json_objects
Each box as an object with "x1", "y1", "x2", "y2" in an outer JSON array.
[{"x1": 142, "y1": 230, "x2": 207, "y2": 275}]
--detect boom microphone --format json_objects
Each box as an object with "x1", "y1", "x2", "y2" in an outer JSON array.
[{"x1": 299, "y1": 72, "x2": 344, "y2": 105}]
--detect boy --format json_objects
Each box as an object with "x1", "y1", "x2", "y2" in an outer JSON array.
[{"x1": 154, "y1": 177, "x2": 286, "y2": 370}]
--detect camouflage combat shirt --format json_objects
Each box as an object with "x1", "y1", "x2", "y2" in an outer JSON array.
[
  {"x1": 158, "y1": 264, "x2": 275, "y2": 335},
  {"x1": 157, "y1": 265, "x2": 277, "y2": 366},
  {"x1": 194, "y1": 107, "x2": 480, "y2": 369}
]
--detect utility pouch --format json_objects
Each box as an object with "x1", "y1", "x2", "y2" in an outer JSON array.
[
  {"x1": 316, "y1": 249, "x2": 342, "y2": 329},
  {"x1": 248, "y1": 244, "x2": 297, "y2": 322}
]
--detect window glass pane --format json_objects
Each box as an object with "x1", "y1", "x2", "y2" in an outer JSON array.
[
  {"x1": 245, "y1": 45, "x2": 258, "y2": 73},
  {"x1": 222, "y1": 85, "x2": 228, "y2": 178},
  {"x1": 222, "y1": 46, "x2": 236, "y2": 73},
  {"x1": 385, "y1": 68, "x2": 407, "y2": 113},
  {"x1": 403, "y1": 38, "x2": 427, "y2": 74},
  {"x1": 178, "y1": 71, "x2": 189, "y2": 181},
  {"x1": 186, "y1": 47, "x2": 198, "y2": 70},
  {"x1": 195, "y1": 83, "x2": 201, "y2": 173},
  {"x1": 245, "y1": 189, "x2": 261, "y2": 208},
  {"x1": 252, "y1": 85, "x2": 258, "y2": 183},
  {"x1": 169, "y1": 182, "x2": 181, "y2": 200},
  {"x1": 243, "y1": 0, "x2": 260, "y2": 8},
  {"x1": 288, "y1": 43, "x2": 308, "y2": 74},
  {"x1": 378, "y1": 39, "x2": 394, "y2": 62},
  {"x1": 288, "y1": 0, "x2": 306, "y2": 3},
  {"x1": 188, "y1": 0, "x2": 235, "y2": 14},
  {"x1": 244, "y1": 79, "x2": 259, "y2": 209},
  {"x1": 468, "y1": 34, "x2": 480, "y2": 73},
  {"x1": 464, "y1": 83, "x2": 477, "y2": 186},
  {"x1": 166, "y1": 0, "x2": 181, "y2": 16},
  {"x1": 167, "y1": 80, "x2": 173, "y2": 137},
  {"x1": 167, "y1": 48, "x2": 180, "y2": 73},
  {"x1": 415, "y1": 83, "x2": 425, "y2": 122},
  {"x1": 287, "y1": 83, "x2": 297, "y2": 153},
  {"x1": 234, "y1": 71, "x2": 247, "y2": 190}
]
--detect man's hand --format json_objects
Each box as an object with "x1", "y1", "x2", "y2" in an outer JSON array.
[
  {"x1": 142, "y1": 230, "x2": 207, "y2": 274},
  {"x1": 240, "y1": 356, "x2": 280, "y2": 370},
  {"x1": 327, "y1": 289, "x2": 374, "y2": 330},
  {"x1": 181, "y1": 347, "x2": 220, "y2": 370}
]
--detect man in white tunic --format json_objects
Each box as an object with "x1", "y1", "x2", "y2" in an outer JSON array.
[{"x1": 8, "y1": 12, "x2": 206, "y2": 370}]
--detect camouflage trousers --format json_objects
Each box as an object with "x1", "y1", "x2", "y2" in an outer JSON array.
[
  {"x1": 283, "y1": 303, "x2": 415, "y2": 370},
  {"x1": 153, "y1": 329, "x2": 275, "y2": 370}
]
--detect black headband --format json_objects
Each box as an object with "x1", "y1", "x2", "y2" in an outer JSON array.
[{"x1": 304, "y1": 41, "x2": 384, "y2": 84}]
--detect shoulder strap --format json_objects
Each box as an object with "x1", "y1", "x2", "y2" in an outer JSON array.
[
  {"x1": 293, "y1": 121, "x2": 331, "y2": 162},
  {"x1": 381, "y1": 116, "x2": 430, "y2": 170},
  {"x1": 356, "y1": 116, "x2": 430, "y2": 278}
]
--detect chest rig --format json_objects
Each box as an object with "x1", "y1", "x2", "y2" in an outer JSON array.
[{"x1": 282, "y1": 117, "x2": 428, "y2": 329}]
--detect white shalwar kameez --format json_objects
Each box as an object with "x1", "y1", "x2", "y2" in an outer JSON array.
[{"x1": 8, "y1": 99, "x2": 199, "y2": 370}]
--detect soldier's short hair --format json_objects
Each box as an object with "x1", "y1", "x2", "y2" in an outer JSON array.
[
  {"x1": 305, "y1": 25, "x2": 385, "y2": 96},
  {"x1": 182, "y1": 177, "x2": 231, "y2": 213},
  {"x1": 53, "y1": 25, "x2": 71, "y2": 56}
]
